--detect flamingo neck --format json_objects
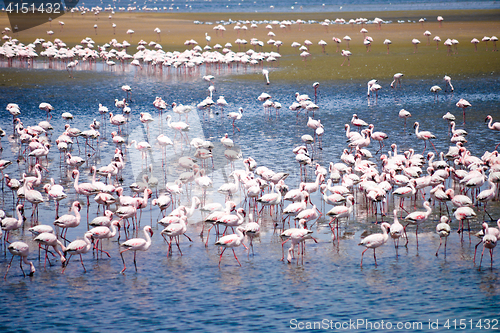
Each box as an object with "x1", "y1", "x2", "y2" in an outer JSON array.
[{"x1": 143, "y1": 228, "x2": 152, "y2": 248}]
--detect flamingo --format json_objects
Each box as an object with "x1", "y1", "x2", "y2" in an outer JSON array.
[
  {"x1": 243, "y1": 215, "x2": 260, "y2": 255},
  {"x1": 119, "y1": 226, "x2": 153, "y2": 273},
  {"x1": 166, "y1": 115, "x2": 190, "y2": 144},
  {"x1": 390, "y1": 209, "x2": 405, "y2": 251},
  {"x1": 391, "y1": 73, "x2": 403, "y2": 88},
  {"x1": 72, "y1": 169, "x2": 99, "y2": 207},
  {"x1": 444, "y1": 75, "x2": 454, "y2": 92},
  {"x1": 262, "y1": 69, "x2": 270, "y2": 85},
  {"x1": 62, "y1": 232, "x2": 92, "y2": 272},
  {"x1": 53, "y1": 201, "x2": 82, "y2": 242},
  {"x1": 215, "y1": 226, "x2": 245, "y2": 267},
  {"x1": 404, "y1": 201, "x2": 432, "y2": 248},
  {"x1": 128, "y1": 140, "x2": 152, "y2": 168},
  {"x1": 414, "y1": 122, "x2": 437, "y2": 154},
  {"x1": 89, "y1": 220, "x2": 119, "y2": 257},
  {"x1": 326, "y1": 196, "x2": 354, "y2": 243},
  {"x1": 359, "y1": 222, "x2": 391, "y2": 267},
  {"x1": 1, "y1": 204, "x2": 24, "y2": 243},
  {"x1": 284, "y1": 220, "x2": 315, "y2": 264},
  {"x1": 435, "y1": 216, "x2": 451, "y2": 257},
  {"x1": 34, "y1": 232, "x2": 66, "y2": 267},
  {"x1": 478, "y1": 223, "x2": 497, "y2": 270},
  {"x1": 340, "y1": 49, "x2": 351, "y2": 66},
  {"x1": 227, "y1": 108, "x2": 243, "y2": 132},
  {"x1": 456, "y1": 98, "x2": 471, "y2": 125},
  {"x1": 4, "y1": 241, "x2": 35, "y2": 278},
  {"x1": 161, "y1": 216, "x2": 192, "y2": 255},
  {"x1": 484, "y1": 115, "x2": 500, "y2": 149},
  {"x1": 399, "y1": 109, "x2": 412, "y2": 131}
]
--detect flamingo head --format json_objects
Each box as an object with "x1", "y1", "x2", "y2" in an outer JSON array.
[
  {"x1": 485, "y1": 115, "x2": 492, "y2": 122},
  {"x1": 413, "y1": 122, "x2": 419, "y2": 128},
  {"x1": 17, "y1": 204, "x2": 24, "y2": 214},
  {"x1": 43, "y1": 184, "x2": 51, "y2": 193},
  {"x1": 71, "y1": 170, "x2": 79, "y2": 179},
  {"x1": 74, "y1": 201, "x2": 82, "y2": 211},
  {"x1": 146, "y1": 188, "x2": 153, "y2": 199},
  {"x1": 237, "y1": 208, "x2": 246, "y2": 217}
]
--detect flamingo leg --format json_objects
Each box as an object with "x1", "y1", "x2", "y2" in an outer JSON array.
[
  {"x1": 218, "y1": 248, "x2": 226, "y2": 267},
  {"x1": 232, "y1": 248, "x2": 241, "y2": 266},
  {"x1": 4, "y1": 255, "x2": 15, "y2": 279},
  {"x1": 360, "y1": 248, "x2": 368, "y2": 267}
]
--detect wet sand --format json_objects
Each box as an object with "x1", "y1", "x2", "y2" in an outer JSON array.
[{"x1": 0, "y1": 9, "x2": 499, "y2": 81}]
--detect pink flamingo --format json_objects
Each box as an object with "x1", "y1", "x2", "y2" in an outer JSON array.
[
  {"x1": 340, "y1": 49, "x2": 351, "y2": 66},
  {"x1": 54, "y1": 201, "x2": 82, "y2": 242},
  {"x1": 413, "y1": 122, "x2": 437, "y2": 154},
  {"x1": 456, "y1": 98, "x2": 471, "y2": 125},
  {"x1": 62, "y1": 232, "x2": 92, "y2": 272},
  {"x1": 4, "y1": 241, "x2": 35, "y2": 278},
  {"x1": 326, "y1": 196, "x2": 354, "y2": 244},
  {"x1": 485, "y1": 115, "x2": 500, "y2": 149},
  {"x1": 34, "y1": 232, "x2": 66, "y2": 267},
  {"x1": 1, "y1": 204, "x2": 24, "y2": 243},
  {"x1": 161, "y1": 216, "x2": 193, "y2": 255},
  {"x1": 359, "y1": 222, "x2": 391, "y2": 267},
  {"x1": 215, "y1": 226, "x2": 245, "y2": 267},
  {"x1": 435, "y1": 216, "x2": 451, "y2": 256},
  {"x1": 89, "y1": 220, "x2": 119, "y2": 257},
  {"x1": 478, "y1": 223, "x2": 497, "y2": 270},
  {"x1": 72, "y1": 169, "x2": 99, "y2": 207},
  {"x1": 404, "y1": 201, "x2": 432, "y2": 249},
  {"x1": 119, "y1": 225, "x2": 153, "y2": 273}
]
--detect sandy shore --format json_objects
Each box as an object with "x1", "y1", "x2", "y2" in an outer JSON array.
[{"x1": 1, "y1": 9, "x2": 499, "y2": 81}]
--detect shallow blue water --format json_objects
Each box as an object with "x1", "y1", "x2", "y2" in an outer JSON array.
[{"x1": 0, "y1": 64, "x2": 500, "y2": 332}]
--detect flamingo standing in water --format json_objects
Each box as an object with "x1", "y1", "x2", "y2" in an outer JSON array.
[
  {"x1": 399, "y1": 109, "x2": 412, "y2": 131},
  {"x1": 120, "y1": 225, "x2": 153, "y2": 273},
  {"x1": 53, "y1": 201, "x2": 82, "y2": 242},
  {"x1": 478, "y1": 223, "x2": 497, "y2": 270},
  {"x1": 262, "y1": 69, "x2": 270, "y2": 85},
  {"x1": 485, "y1": 115, "x2": 500, "y2": 149},
  {"x1": 62, "y1": 232, "x2": 92, "y2": 272},
  {"x1": 435, "y1": 216, "x2": 451, "y2": 256},
  {"x1": 444, "y1": 75, "x2": 454, "y2": 92},
  {"x1": 359, "y1": 222, "x2": 391, "y2": 267},
  {"x1": 161, "y1": 216, "x2": 192, "y2": 255},
  {"x1": 215, "y1": 226, "x2": 245, "y2": 267},
  {"x1": 128, "y1": 140, "x2": 152, "y2": 169},
  {"x1": 4, "y1": 241, "x2": 35, "y2": 278},
  {"x1": 404, "y1": 201, "x2": 432, "y2": 249},
  {"x1": 1, "y1": 204, "x2": 25, "y2": 243},
  {"x1": 227, "y1": 107, "x2": 243, "y2": 132},
  {"x1": 72, "y1": 169, "x2": 99, "y2": 208},
  {"x1": 391, "y1": 73, "x2": 403, "y2": 89},
  {"x1": 456, "y1": 98, "x2": 471, "y2": 125},
  {"x1": 166, "y1": 115, "x2": 190, "y2": 144},
  {"x1": 414, "y1": 122, "x2": 437, "y2": 154}
]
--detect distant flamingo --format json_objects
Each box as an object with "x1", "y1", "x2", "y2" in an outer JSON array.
[
  {"x1": 391, "y1": 73, "x2": 403, "y2": 88},
  {"x1": 443, "y1": 75, "x2": 454, "y2": 92},
  {"x1": 399, "y1": 109, "x2": 412, "y2": 130},
  {"x1": 414, "y1": 122, "x2": 437, "y2": 154},
  {"x1": 456, "y1": 98, "x2": 471, "y2": 125},
  {"x1": 340, "y1": 49, "x2": 351, "y2": 66}
]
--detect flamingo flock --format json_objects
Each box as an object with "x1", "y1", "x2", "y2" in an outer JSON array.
[{"x1": 1, "y1": 14, "x2": 500, "y2": 278}]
